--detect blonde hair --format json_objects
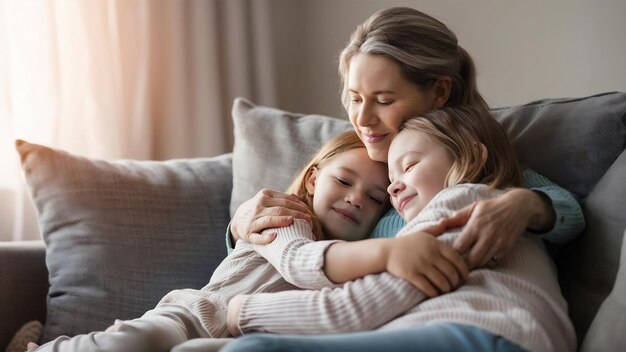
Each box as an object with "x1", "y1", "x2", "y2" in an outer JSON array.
[
  {"x1": 286, "y1": 131, "x2": 389, "y2": 240},
  {"x1": 339, "y1": 7, "x2": 489, "y2": 115},
  {"x1": 400, "y1": 106, "x2": 522, "y2": 189}
]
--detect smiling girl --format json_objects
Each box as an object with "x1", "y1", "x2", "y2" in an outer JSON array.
[{"x1": 28, "y1": 131, "x2": 391, "y2": 352}]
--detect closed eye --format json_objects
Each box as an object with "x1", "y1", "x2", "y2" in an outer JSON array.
[
  {"x1": 369, "y1": 196, "x2": 384, "y2": 205},
  {"x1": 335, "y1": 177, "x2": 351, "y2": 186},
  {"x1": 404, "y1": 162, "x2": 417, "y2": 173}
]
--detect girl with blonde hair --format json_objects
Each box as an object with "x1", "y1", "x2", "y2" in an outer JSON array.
[{"x1": 29, "y1": 131, "x2": 391, "y2": 352}]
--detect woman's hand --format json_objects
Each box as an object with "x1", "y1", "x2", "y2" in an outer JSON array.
[
  {"x1": 448, "y1": 188, "x2": 556, "y2": 269},
  {"x1": 231, "y1": 189, "x2": 313, "y2": 244},
  {"x1": 227, "y1": 294, "x2": 249, "y2": 337},
  {"x1": 385, "y1": 232, "x2": 469, "y2": 297}
]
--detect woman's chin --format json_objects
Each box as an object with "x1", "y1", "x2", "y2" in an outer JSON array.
[{"x1": 366, "y1": 147, "x2": 389, "y2": 163}]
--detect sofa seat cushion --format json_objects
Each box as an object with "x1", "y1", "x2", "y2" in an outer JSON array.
[{"x1": 17, "y1": 141, "x2": 233, "y2": 342}]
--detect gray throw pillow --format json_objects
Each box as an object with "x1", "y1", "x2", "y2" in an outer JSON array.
[
  {"x1": 229, "y1": 97, "x2": 352, "y2": 217},
  {"x1": 17, "y1": 140, "x2": 232, "y2": 342},
  {"x1": 492, "y1": 91, "x2": 626, "y2": 198}
]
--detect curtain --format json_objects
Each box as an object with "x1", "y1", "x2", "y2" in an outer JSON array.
[{"x1": 0, "y1": 0, "x2": 277, "y2": 241}]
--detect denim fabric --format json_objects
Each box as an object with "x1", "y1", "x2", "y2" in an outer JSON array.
[{"x1": 221, "y1": 323, "x2": 527, "y2": 352}]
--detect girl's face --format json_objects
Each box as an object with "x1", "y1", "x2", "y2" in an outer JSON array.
[
  {"x1": 307, "y1": 148, "x2": 389, "y2": 241},
  {"x1": 387, "y1": 129, "x2": 454, "y2": 221},
  {"x1": 347, "y1": 53, "x2": 439, "y2": 162}
]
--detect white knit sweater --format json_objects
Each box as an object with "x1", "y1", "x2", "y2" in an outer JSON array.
[{"x1": 236, "y1": 184, "x2": 577, "y2": 352}]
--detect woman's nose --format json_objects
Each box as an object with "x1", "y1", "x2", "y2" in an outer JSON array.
[{"x1": 356, "y1": 102, "x2": 377, "y2": 126}]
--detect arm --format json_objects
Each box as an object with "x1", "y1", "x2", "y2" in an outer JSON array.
[
  {"x1": 252, "y1": 219, "x2": 340, "y2": 290},
  {"x1": 324, "y1": 231, "x2": 467, "y2": 297},
  {"x1": 231, "y1": 271, "x2": 426, "y2": 336},
  {"x1": 229, "y1": 189, "x2": 313, "y2": 247},
  {"x1": 522, "y1": 169, "x2": 585, "y2": 243},
  {"x1": 255, "y1": 218, "x2": 467, "y2": 296},
  {"x1": 450, "y1": 169, "x2": 584, "y2": 268}
]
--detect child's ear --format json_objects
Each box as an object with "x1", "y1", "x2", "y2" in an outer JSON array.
[{"x1": 305, "y1": 167, "x2": 318, "y2": 195}]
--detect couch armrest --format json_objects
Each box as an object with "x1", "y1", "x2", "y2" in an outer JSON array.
[{"x1": 0, "y1": 240, "x2": 48, "y2": 350}]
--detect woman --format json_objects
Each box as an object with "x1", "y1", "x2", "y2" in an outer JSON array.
[{"x1": 224, "y1": 7, "x2": 582, "y2": 351}]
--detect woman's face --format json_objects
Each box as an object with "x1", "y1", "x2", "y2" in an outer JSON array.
[{"x1": 347, "y1": 53, "x2": 439, "y2": 162}]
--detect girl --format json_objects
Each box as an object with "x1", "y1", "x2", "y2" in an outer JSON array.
[
  {"x1": 224, "y1": 107, "x2": 576, "y2": 352},
  {"x1": 28, "y1": 131, "x2": 391, "y2": 352}
]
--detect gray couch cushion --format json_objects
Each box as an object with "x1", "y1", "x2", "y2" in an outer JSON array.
[
  {"x1": 582, "y1": 229, "x2": 626, "y2": 352},
  {"x1": 16, "y1": 140, "x2": 232, "y2": 342},
  {"x1": 561, "y1": 148, "x2": 626, "y2": 344}
]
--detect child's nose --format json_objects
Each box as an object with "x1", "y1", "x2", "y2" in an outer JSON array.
[
  {"x1": 345, "y1": 191, "x2": 363, "y2": 208},
  {"x1": 387, "y1": 180, "x2": 404, "y2": 196}
]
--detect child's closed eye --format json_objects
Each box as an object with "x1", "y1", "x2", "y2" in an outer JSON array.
[
  {"x1": 335, "y1": 177, "x2": 351, "y2": 186},
  {"x1": 369, "y1": 195, "x2": 384, "y2": 205},
  {"x1": 404, "y1": 162, "x2": 417, "y2": 173}
]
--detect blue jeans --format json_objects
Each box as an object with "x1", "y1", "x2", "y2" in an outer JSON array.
[{"x1": 221, "y1": 323, "x2": 527, "y2": 352}]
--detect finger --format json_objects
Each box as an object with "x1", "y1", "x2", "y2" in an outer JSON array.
[
  {"x1": 260, "y1": 194, "x2": 313, "y2": 216},
  {"x1": 407, "y1": 274, "x2": 438, "y2": 298},
  {"x1": 467, "y1": 237, "x2": 493, "y2": 268},
  {"x1": 248, "y1": 232, "x2": 277, "y2": 245},
  {"x1": 419, "y1": 220, "x2": 448, "y2": 238},
  {"x1": 425, "y1": 268, "x2": 451, "y2": 294},
  {"x1": 453, "y1": 224, "x2": 479, "y2": 255},
  {"x1": 441, "y1": 202, "x2": 476, "y2": 229},
  {"x1": 434, "y1": 258, "x2": 461, "y2": 289},
  {"x1": 267, "y1": 205, "x2": 313, "y2": 223},
  {"x1": 440, "y1": 246, "x2": 469, "y2": 283},
  {"x1": 258, "y1": 188, "x2": 291, "y2": 199},
  {"x1": 248, "y1": 216, "x2": 295, "y2": 236}
]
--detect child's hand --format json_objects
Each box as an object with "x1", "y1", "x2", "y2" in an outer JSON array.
[
  {"x1": 385, "y1": 232, "x2": 469, "y2": 297},
  {"x1": 227, "y1": 294, "x2": 249, "y2": 336}
]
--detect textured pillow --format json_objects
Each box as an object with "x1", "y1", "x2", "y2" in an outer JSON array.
[
  {"x1": 492, "y1": 91, "x2": 626, "y2": 198},
  {"x1": 17, "y1": 140, "x2": 232, "y2": 342},
  {"x1": 229, "y1": 98, "x2": 352, "y2": 216}
]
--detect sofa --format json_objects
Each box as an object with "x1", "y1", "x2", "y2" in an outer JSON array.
[{"x1": 1, "y1": 92, "x2": 625, "y2": 352}]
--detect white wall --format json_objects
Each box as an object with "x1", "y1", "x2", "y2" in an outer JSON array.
[{"x1": 267, "y1": 0, "x2": 626, "y2": 117}]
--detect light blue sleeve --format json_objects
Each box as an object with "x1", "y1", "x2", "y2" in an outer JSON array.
[
  {"x1": 225, "y1": 222, "x2": 235, "y2": 255},
  {"x1": 368, "y1": 208, "x2": 405, "y2": 239},
  {"x1": 522, "y1": 169, "x2": 585, "y2": 243}
]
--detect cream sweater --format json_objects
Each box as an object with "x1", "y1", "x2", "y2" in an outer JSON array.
[{"x1": 236, "y1": 184, "x2": 577, "y2": 352}]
